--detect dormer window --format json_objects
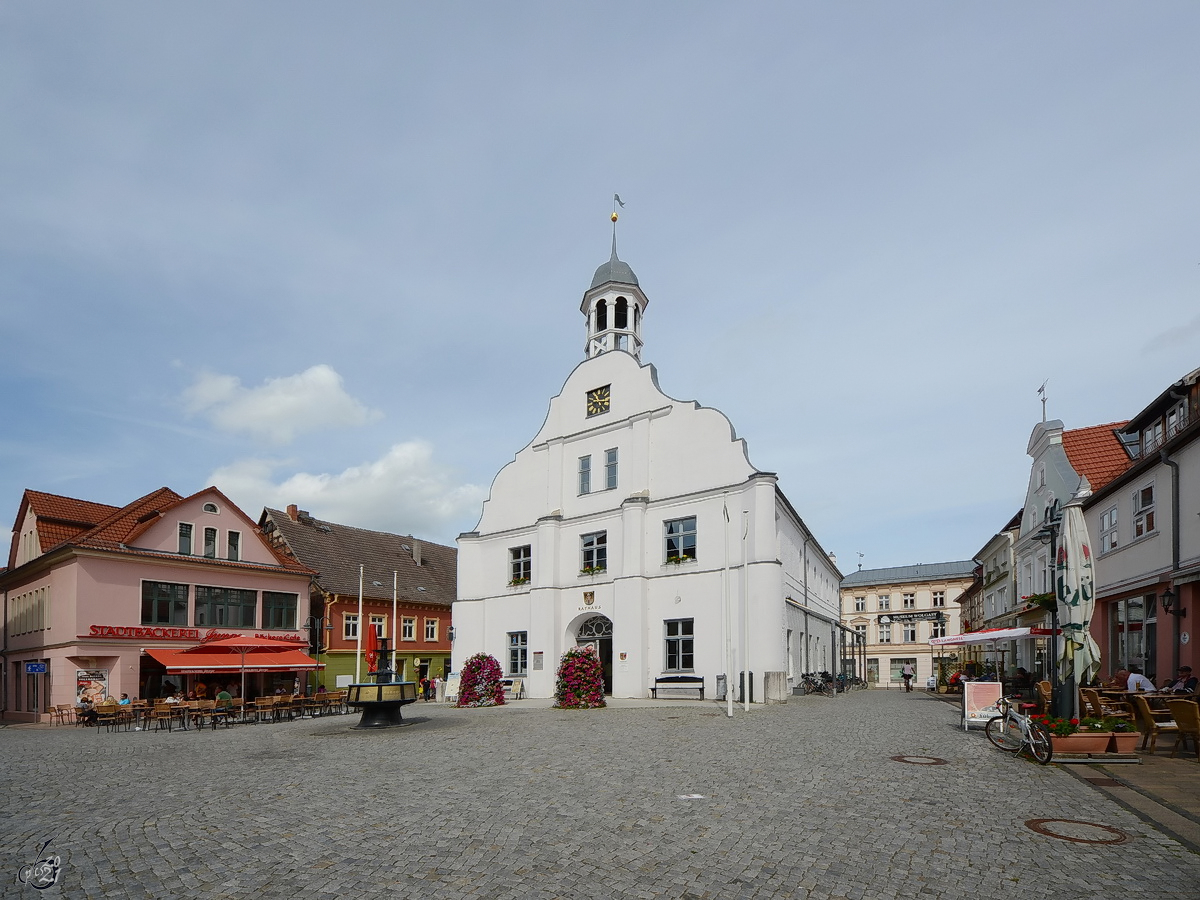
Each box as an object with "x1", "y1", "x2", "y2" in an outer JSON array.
[{"x1": 1143, "y1": 421, "x2": 1164, "y2": 455}]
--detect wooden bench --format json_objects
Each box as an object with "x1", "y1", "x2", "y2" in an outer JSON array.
[{"x1": 651, "y1": 675, "x2": 704, "y2": 700}]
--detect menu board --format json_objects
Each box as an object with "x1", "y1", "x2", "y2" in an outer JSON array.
[
  {"x1": 962, "y1": 682, "x2": 1003, "y2": 730},
  {"x1": 76, "y1": 669, "x2": 109, "y2": 703}
]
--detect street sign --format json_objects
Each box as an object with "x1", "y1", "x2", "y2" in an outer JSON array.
[
  {"x1": 24, "y1": 662, "x2": 47, "y2": 674},
  {"x1": 877, "y1": 612, "x2": 945, "y2": 624}
]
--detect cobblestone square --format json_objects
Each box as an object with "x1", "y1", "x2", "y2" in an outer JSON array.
[{"x1": 3, "y1": 690, "x2": 1198, "y2": 899}]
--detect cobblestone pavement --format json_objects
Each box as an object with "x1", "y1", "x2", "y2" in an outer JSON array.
[{"x1": 3, "y1": 690, "x2": 1199, "y2": 899}]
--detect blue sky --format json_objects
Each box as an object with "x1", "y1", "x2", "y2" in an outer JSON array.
[{"x1": 2, "y1": 4, "x2": 1197, "y2": 570}]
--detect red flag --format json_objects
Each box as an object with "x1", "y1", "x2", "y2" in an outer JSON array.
[{"x1": 365, "y1": 623, "x2": 379, "y2": 673}]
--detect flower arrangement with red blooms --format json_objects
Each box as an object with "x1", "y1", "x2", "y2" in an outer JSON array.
[
  {"x1": 456, "y1": 652, "x2": 506, "y2": 708},
  {"x1": 1031, "y1": 715, "x2": 1108, "y2": 736},
  {"x1": 553, "y1": 645, "x2": 606, "y2": 709},
  {"x1": 1021, "y1": 592, "x2": 1057, "y2": 610}
]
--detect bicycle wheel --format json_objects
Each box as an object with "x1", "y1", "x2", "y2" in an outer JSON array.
[
  {"x1": 985, "y1": 715, "x2": 1022, "y2": 752},
  {"x1": 1026, "y1": 720, "x2": 1054, "y2": 764}
]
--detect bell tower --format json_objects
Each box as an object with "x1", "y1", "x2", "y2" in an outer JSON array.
[{"x1": 581, "y1": 228, "x2": 649, "y2": 361}]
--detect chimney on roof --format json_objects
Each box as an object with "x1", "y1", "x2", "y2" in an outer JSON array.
[
  {"x1": 829, "y1": 553, "x2": 837, "y2": 566},
  {"x1": 412, "y1": 541, "x2": 422, "y2": 566},
  {"x1": 287, "y1": 504, "x2": 299, "y2": 521}
]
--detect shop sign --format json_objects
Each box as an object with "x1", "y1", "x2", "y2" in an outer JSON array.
[{"x1": 88, "y1": 625, "x2": 200, "y2": 640}]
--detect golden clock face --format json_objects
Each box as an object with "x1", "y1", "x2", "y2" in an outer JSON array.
[{"x1": 586, "y1": 385, "x2": 611, "y2": 417}]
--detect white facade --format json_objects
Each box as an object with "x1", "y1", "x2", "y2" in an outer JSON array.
[{"x1": 454, "y1": 248, "x2": 841, "y2": 700}]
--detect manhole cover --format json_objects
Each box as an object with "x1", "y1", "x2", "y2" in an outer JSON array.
[
  {"x1": 1025, "y1": 819, "x2": 1129, "y2": 844},
  {"x1": 889, "y1": 755, "x2": 947, "y2": 765}
]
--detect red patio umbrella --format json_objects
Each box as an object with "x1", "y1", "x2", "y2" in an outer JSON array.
[{"x1": 365, "y1": 623, "x2": 379, "y2": 674}]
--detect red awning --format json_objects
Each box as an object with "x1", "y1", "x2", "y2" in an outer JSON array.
[{"x1": 145, "y1": 647, "x2": 323, "y2": 674}]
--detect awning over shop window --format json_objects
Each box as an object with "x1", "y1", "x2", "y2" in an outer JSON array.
[
  {"x1": 929, "y1": 626, "x2": 1056, "y2": 647},
  {"x1": 145, "y1": 647, "x2": 323, "y2": 674}
]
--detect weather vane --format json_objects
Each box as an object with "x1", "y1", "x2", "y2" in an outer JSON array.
[{"x1": 1037, "y1": 380, "x2": 1048, "y2": 423}]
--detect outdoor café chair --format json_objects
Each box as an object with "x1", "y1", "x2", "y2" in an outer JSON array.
[
  {"x1": 1132, "y1": 694, "x2": 1179, "y2": 752},
  {"x1": 1167, "y1": 700, "x2": 1200, "y2": 762},
  {"x1": 1082, "y1": 688, "x2": 1132, "y2": 721},
  {"x1": 50, "y1": 704, "x2": 72, "y2": 726}
]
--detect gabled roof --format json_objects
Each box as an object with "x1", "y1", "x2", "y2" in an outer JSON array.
[
  {"x1": 1062, "y1": 422, "x2": 1130, "y2": 493},
  {"x1": 261, "y1": 508, "x2": 456, "y2": 608},
  {"x1": 841, "y1": 560, "x2": 977, "y2": 589},
  {"x1": 9, "y1": 490, "x2": 122, "y2": 569},
  {"x1": 6, "y1": 487, "x2": 312, "y2": 576}
]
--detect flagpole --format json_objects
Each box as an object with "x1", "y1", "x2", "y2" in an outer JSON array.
[
  {"x1": 392, "y1": 571, "x2": 398, "y2": 677},
  {"x1": 355, "y1": 564, "x2": 364, "y2": 683},
  {"x1": 742, "y1": 510, "x2": 750, "y2": 712},
  {"x1": 723, "y1": 496, "x2": 733, "y2": 718}
]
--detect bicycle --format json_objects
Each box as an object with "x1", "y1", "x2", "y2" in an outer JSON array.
[{"x1": 985, "y1": 695, "x2": 1053, "y2": 764}]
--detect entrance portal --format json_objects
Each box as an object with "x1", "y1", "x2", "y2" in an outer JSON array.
[{"x1": 576, "y1": 615, "x2": 613, "y2": 694}]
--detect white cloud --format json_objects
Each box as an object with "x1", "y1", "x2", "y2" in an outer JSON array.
[
  {"x1": 208, "y1": 440, "x2": 485, "y2": 543},
  {"x1": 182, "y1": 364, "x2": 382, "y2": 445}
]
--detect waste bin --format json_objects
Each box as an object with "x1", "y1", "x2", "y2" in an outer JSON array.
[{"x1": 715, "y1": 674, "x2": 727, "y2": 701}]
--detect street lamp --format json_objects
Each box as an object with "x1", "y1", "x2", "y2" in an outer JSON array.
[
  {"x1": 1034, "y1": 500, "x2": 1067, "y2": 717},
  {"x1": 1161, "y1": 586, "x2": 1184, "y2": 617}
]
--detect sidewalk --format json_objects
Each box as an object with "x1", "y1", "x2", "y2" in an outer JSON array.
[{"x1": 929, "y1": 687, "x2": 1200, "y2": 853}]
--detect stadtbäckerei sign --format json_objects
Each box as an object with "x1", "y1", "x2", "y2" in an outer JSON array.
[{"x1": 86, "y1": 625, "x2": 306, "y2": 643}]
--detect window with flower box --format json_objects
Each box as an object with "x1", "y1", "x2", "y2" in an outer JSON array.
[
  {"x1": 581, "y1": 531, "x2": 607, "y2": 573},
  {"x1": 664, "y1": 516, "x2": 697, "y2": 563},
  {"x1": 510, "y1": 545, "x2": 531, "y2": 585}
]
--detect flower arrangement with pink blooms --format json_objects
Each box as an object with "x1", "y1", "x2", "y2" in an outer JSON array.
[
  {"x1": 456, "y1": 652, "x2": 506, "y2": 708},
  {"x1": 553, "y1": 645, "x2": 606, "y2": 709}
]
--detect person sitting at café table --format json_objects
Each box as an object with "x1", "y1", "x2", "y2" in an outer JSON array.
[
  {"x1": 1163, "y1": 666, "x2": 1198, "y2": 693},
  {"x1": 118, "y1": 693, "x2": 131, "y2": 705},
  {"x1": 1127, "y1": 666, "x2": 1156, "y2": 693},
  {"x1": 1106, "y1": 669, "x2": 1130, "y2": 689},
  {"x1": 215, "y1": 687, "x2": 232, "y2": 709},
  {"x1": 194, "y1": 682, "x2": 208, "y2": 699},
  {"x1": 164, "y1": 692, "x2": 181, "y2": 704},
  {"x1": 1012, "y1": 667, "x2": 1032, "y2": 696},
  {"x1": 76, "y1": 696, "x2": 99, "y2": 724}
]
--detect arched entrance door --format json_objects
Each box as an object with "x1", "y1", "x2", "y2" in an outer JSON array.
[{"x1": 576, "y1": 615, "x2": 613, "y2": 694}]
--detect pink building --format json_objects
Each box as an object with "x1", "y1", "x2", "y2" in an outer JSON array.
[{"x1": 2, "y1": 486, "x2": 316, "y2": 722}]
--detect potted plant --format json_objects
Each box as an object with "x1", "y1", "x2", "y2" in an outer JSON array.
[
  {"x1": 553, "y1": 645, "x2": 606, "y2": 709},
  {"x1": 1103, "y1": 716, "x2": 1141, "y2": 753},
  {"x1": 1034, "y1": 714, "x2": 1111, "y2": 753},
  {"x1": 456, "y1": 652, "x2": 506, "y2": 708},
  {"x1": 579, "y1": 565, "x2": 606, "y2": 577}
]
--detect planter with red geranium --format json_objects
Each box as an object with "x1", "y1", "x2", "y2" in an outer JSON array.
[
  {"x1": 1034, "y1": 714, "x2": 1112, "y2": 753},
  {"x1": 553, "y1": 645, "x2": 606, "y2": 709},
  {"x1": 1103, "y1": 717, "x2": 1141, "y2": 753}
]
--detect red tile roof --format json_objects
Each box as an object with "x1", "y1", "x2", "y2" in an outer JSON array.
[
  {"x1": 1062, "y1": 422, "x2": 1131, "y2": 493},
  {"x1": 7, "y1": 486, "x2": 313, "y2": 576}
]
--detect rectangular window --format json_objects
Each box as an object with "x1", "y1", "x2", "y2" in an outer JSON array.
[
  {"x1": 194, "y1": 585, "x2": 256, "y2": 627},
  {"x1": 227, "y1": 531, "x2": 241, "y2": 562},
  {"x1": 402, "y1": 617, "x2": 416, "y2": 641},
  {"x1": 664, "y1": 516, "x2": 697, "y2": 563},
  {"x1": 178, "y1": 522, "x2": 193, "y2": 555},
  {"x1": 262, "y1": 592, "x2": 298, "y2": 629},
  {"x1": 1133, "y1": 485, "x2": 1155, "y2": 538},
  {"x1": 902, "y1": 623, "x2": 917, "y2": 643},
  {"x1": 1100, "y1": 506, "x2": 1119, "y2": 553},
  {"x1": 902, "y1": 593, "x2": 915, "y2": 609},
  {"x1": 581, "y1": 531, "x2": 607, "y2": 572},
  {"x1": 605, "y1": 448, "x2": 618, "y2": 490},
  {"x1": 141, "y1": 581, "x2": 188, "y2": 626},
  {"x1": 579, "y1": 455, "x2": 592, "y2": 494},
  {"x1": 510, "y1": 545, "x2": 531, "y2": 584},
  {"x1": 854, "y1": 623, "x2": 867, "y2": 640},
  {"x1": 1143, "y1": 421, "x2": 1164, "y2": 455},
  {"x1": 932, "y1": 591, "x2": 945, "y2": 608},
  {"x1": 878, "y1": 623, "x2": 892, "y2": 644},
  {"x1": 877, "y1": 594, "x2": 890, "y2": 611},
  {"x1": 665, "y1": 618, "x2": 694, "y2": 671},
  {"x1": 508, "y1": 631, "x2": 528, "y2": 675},
  {"x1": 854, "y1": 596, "x2": 866, "y2": 612},
  {"x1": 203, "y1": 527, "x2": 218, "y2": 558},
  {"x1": 369, "y1": 615, "x2": 386, "y2": 638},
  {"x1": 890, "y1": 658, "x2": 918, "y2": 681},
  {"x1": 931, "y1": 619, "x2": 946, "y2": 639},
  {"x1": 343, "y1": 614, "x2": 359, "y2": 640},
  {"x1": 424, "y1": 618, "x2": 438, "y2": 641}
]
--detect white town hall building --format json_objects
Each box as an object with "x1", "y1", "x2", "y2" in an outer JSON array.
[{"x1": 453, "y1": 236, "x2": 843, "y2": 701}]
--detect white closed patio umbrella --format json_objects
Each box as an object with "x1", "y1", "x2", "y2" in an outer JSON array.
[{"x1": 1056, "y1": 498, "x2": 1101, "y2": 687}]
